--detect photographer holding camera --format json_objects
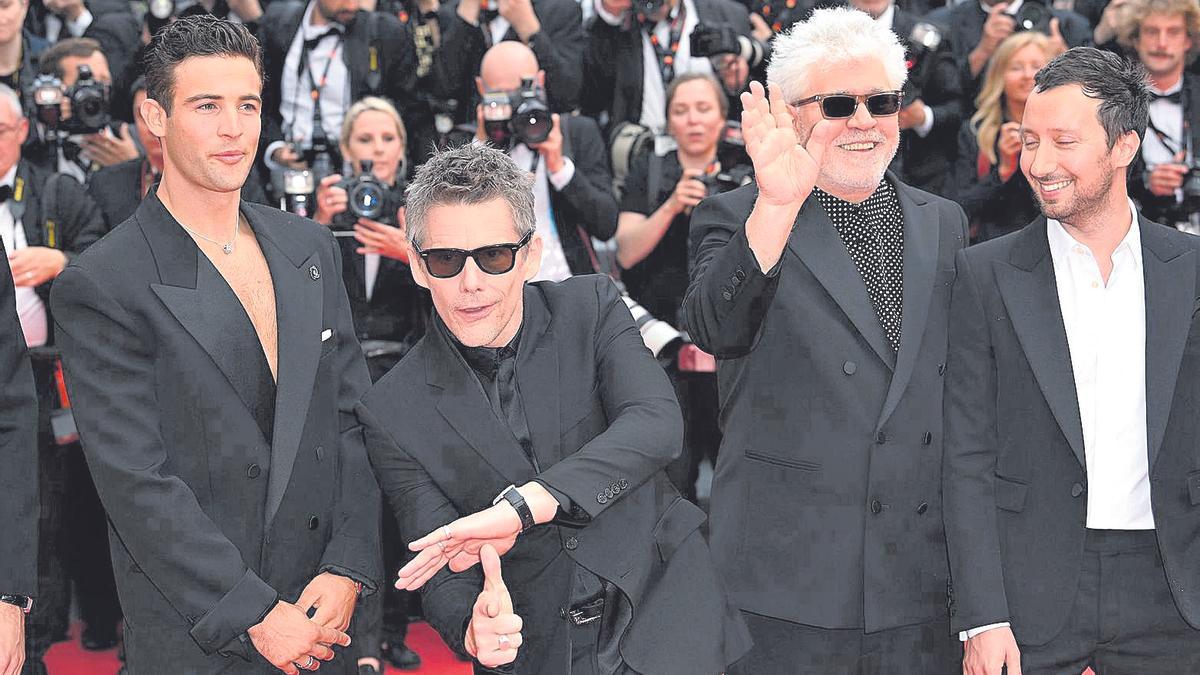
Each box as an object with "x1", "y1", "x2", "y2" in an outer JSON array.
[
  {"x1": 616, "y1": 73, "x2": 746, "y2": 498},
  {"x1": 927, "y1": 0, "x2": 1087, "y2": 110},
  {"x1": 0, "y1": 81, "x2": 107, "y2": 675},
  {"x1": 1122, "y1": 0, "x2": 1200, "y2": 231},
  {"x1": 474, "y1": 41, "x2": 618, "y2": 281},
  {"x1": 25, "y1": 38, "x2": 138, "y2": 184}
]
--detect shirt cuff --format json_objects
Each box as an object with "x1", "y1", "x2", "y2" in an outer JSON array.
[
  {"x1": 547, "y1": 158, "x2": 575, "y2": 191},
  {"x1": 594, "y1": 0, "x2": 623, "y2": 25},
  {"x1": 959, "y1": 622, "x2": 1011, "y2": 642},
  {"x1": 68, "y1": 9, "x2": 93, "y2": 37},
  {"x1": 914, "y1": 104, "x2": 934, "y2": 138},
  {"x1": 263, "y1": 141, "x2": 288, "y2": 173}
]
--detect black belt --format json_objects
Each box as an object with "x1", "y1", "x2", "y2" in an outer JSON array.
[{"x1": 562, "y1": 596, "x2": 604, "y2": 626}]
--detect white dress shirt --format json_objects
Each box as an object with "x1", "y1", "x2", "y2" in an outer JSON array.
[
  {"x1": 1143, "y1": 78, "x2": 1186, "y2": 208},
  {"x1": 509, "y1": 143, "x2": 575, "y2": 282},
  {"x1": 265, "y1": 1, "x2": 351, "y2": 171},
  {"x1": 0, "y1": 165, "x2": 47, "y2": 348},
  {"x1": 45, "y1": 9, "x2": 94, "y2": 43},
  {"x1": 963, "y1": 199, "x2": 1152, "y2": 642},
  {"x1": 876, "y1": 2, "x2": 934, "y2": 137},
  {"x1": 364, "y1": 253, "x2": 380, "y2": 302}
]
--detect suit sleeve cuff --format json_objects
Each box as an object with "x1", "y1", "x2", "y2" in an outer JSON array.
[
  {"x1": 548, "y1": 158, "x2": 576, "y2": 191},
  {"x1": 188, "y1": 569, "x2": 279, "y2": 656},
  {"x1": 317, "y1": 564, "x2": 376, "y2": 598},
  {"x1": 959, "y1": 622, "x2": 1010, "y2": 642},
  {"x1": 263, "y1": 141, "x2": 288, "y2": 173},
  {"x1": 533, "y1": 479, "x2": 591, "y2": 526},
  {"x1": 914, "y1": 104, "x2": 934, "y2": 138}
]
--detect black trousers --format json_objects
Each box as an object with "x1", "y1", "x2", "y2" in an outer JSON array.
[
  {"x1": 1020, "y1": 529, "x2": 1200, "y2": 675},
  {"x1": 727, "y1": 612, "x2": 961, "y2": 675}
]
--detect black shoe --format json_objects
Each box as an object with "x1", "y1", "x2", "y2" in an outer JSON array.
[
  {"x1": 81, "y1": 625, "x2": 119, "y2": 651},
  {"x1": 383, "y1": 640, "x2": 422, "y2": 670}
]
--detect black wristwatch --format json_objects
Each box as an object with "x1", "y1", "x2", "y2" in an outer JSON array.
[
  {"x1": 0, "y1": 594, "x2": 33, "y2": 614},
  {"x1": 493, "y1": 485, "x2": 536, "y2": 533}
]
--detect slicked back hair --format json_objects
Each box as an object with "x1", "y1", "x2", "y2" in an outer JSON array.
[
  {"x1": 1033, "y1": 47, "x2": 1151, "y2": 149},
  {"x1": 404, "y1": 144, "x2": 536, "y2": 248},
  {"x1": 142, "y1": 15, "x2": 263, "y2": 115}
]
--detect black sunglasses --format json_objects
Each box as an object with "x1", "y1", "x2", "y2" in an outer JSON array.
[
  {"x1": 791, "y1": 91, "x2": 904, "y2": 120},
  {"x1": 412, "y1": 230, "x2": 534, "y2": 279}
]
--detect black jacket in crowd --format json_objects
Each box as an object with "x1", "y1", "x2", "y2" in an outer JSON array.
[{"x1": 953, "y1": 117, "x2": 1040, "y2": 241}]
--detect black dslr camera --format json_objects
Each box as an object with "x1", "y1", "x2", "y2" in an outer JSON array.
[
  {"x1": 481, "y1": 77, "x2": 552, "y2": 147},
  {"x1": 690, "y1": 24, "x2": 765, "y2": 66},
  {"x1": 337, "y1": 159, "x2": 394, "y2": 225},
  {"x1": 32, "y1": 64, "x2": 111, "y2": 135},
  {"x1": 1010, "y1": 0, "x2": 1053, "y2": 34},
  {"x1": 903, "y1": 21, "x2": 946, "y2": 106}
]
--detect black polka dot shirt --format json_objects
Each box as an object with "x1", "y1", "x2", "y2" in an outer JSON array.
[{"x1": 813, "y1": 180, "x2": 905, "y2": 352}]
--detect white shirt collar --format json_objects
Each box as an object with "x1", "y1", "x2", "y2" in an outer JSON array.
[
  {"x1": 302, "y1": 1, "x2": 344, "y2": 39},
  {"x1": 1149, "y1": 76, "x2": 1184, "y2": 97},
  {"x1": 872, "y1": 2, "x2": 896, "y2": 26},
  {"x1": 980, "y1": 0, "x2": 1022, "y2": 14},
  {"x1": 1, "y1": 164, "x2": 17, "y2": 190},
  {"x1": 1046, "y1": 198, "x2": 1143, "y2": 268}
]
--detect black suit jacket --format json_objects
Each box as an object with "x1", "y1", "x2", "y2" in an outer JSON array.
[
  {"x1": 1128, "y1": 73, "x2": 1200, "y2": 225},
  {"x1": 0, "y1": 236, "x2": 39, "y2": 601},
  {"x1": 50, "y1": 191, "x2": 381, "y2": 672},
  {"x1": 359, "y1": 276, "x2": 751, "y2": 674},
  {"x1": 582, "y1": 0, "x2": 751, "y2": 130},
  {"x1": 551, "y1": 115, "x2": 618, "y2": 275},
  {"x1": 953, "y1": 119, "x2": 1040, "y2": 241},
  {"x1": 891, "y1": 8, "x2": 964, "y2": 197},
  {"x1": 336, "y1": 236, "x2": 430, "y2": 351},
  {"x1": 258, "y1": 1, "x2": 418, "y2": 149},
  {"x1": 683, "y1": 176, "x2": 969, "y2": 631},
  {"x1": 927, "y1": 2, "x2": 1092, "y2": 112},
  {"x1": 88, "y1": 158, "x2": 271, "y2": 232},
  {"x1": 435, "y1": 0, "x2": 583, "y2": 121},
  {"x1": 943, "y1": 215, "x2": 1200, "y2": 644}
]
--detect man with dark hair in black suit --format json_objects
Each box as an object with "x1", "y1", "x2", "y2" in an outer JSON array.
[
  {"x1": 52, "y1": 15, "x2": 380, "y2": 674},
  {"x1": 359, "y1": 142, "x2": 750, "y2": 675}
]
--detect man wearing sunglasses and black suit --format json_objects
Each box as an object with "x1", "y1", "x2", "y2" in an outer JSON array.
[
  {"x1": 684, "y1": 8, "x2": 968, "y2": 673},
  {"x1": 357, "y1": 142, "x2": 750, "y2": 675}
]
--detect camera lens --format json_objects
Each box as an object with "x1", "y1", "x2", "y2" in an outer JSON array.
[
  {"x1": 512, "y1": 108, "x2": 551, "y2": 145},
  {"x1": 349, "y1": 180, "x2": 385, "y2": 220}
]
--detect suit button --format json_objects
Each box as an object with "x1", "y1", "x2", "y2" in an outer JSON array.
[
  {"x1": 875, "y1": 432, "x2": 887, "y2": 444},
  {"x1": 565, "y1": 536, "x2": 578, "y2": 550},
  {"x1": 1071, "y1": 482, "x2": 1085, "y2": 498},
  {"x1": 870, "y1": 499, "x2": 883, "y2": 515},
  {"x1": 923, "y1": 432, "x2": 933, "y2": 445},
  {"x1": 938, "y1": 363, "x2": 946, "y2": 376},
  {"x1": 604, "y1": 488, "x2": 615, "y2": 499},
  {"x1": 917, "y1": 502, "x2": 929, "y2": 515},
  {"x1": 618, "y1": 479, "x2": 629, "y2": 489},
  {"x1": 722, "y1": 290, "x2": 733, "y2": 301},
  {"x1": 730, "y1": 274, "x2": 741, "y2": 286},
  {"x1": 597, "y1": 493, "x2": 608, "y2": 505},
  {"x1": 315, "y1": 445, "x2": 324, "y2": 462},
  {"x1": 246, "y1": 463, "x2": 261, "y2": 479},
  {"x1": 735, "y1": 268, "x2": 747, "y2": 281},
  {"x1": 308, "y1": 516, "x2": 320, "y2": 530},
  {"x1": 611, "y1": 483, "x2": 621, "y2": 494},
  {"x1": 843, "y1": 360, "x2": 856, "y2": 375}
]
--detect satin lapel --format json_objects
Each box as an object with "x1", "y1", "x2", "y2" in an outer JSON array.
[
  {"x1": 786, "y1": 195, "x2": 896, "y2": 370},
  {"x1": 994, "y1": 222, "x2": 1086, "y2": 468},
  {"x1": 877, "y1": 183, "x2": 937, "y2": 429},
  {"x1": 515, "y1": 287, "x2": 560, "y2": 468},
  {"x1": 426, "y1": 322, "x2": 539, "y2": 488},
  {"x1": 249, "y1": 209, "x2": 324, "y2": 525},
  {"x1": 1141, "y1": 219, "x2": 1195, "y2": 470}
]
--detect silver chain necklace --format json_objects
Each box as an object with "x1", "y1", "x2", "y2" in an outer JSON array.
[{"x1": 179, "y1": 211, "x2": 240, "y2": 255}]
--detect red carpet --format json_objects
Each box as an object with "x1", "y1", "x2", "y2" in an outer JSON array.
[{"x1": 44, "y1": 622, "x2": 471, "y2": 674}]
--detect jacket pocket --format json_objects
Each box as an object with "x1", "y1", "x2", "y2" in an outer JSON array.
[
  {"x1": 744, "y1": 449, "x2": 821, "y2": 472},
  {"x1": 653, "y1": 497, "x2": 707, "y2": 563},
  {"x1": 994, "y1": 475, "x2": 1029, "y2": 513}
]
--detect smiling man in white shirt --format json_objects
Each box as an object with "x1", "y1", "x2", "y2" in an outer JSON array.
[{"x1": 944, "y1": 46, "x2": 1200, "y2": 675}]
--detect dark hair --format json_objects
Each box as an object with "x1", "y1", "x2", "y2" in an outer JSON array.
[
  {"x1": 142, "y1": 14, "x2": 263, "y2": 115},
  {"x1": 38, "y1": 38, "x2": 103, "y2": 79},
  {"x1": 1034, "y1": 47, "x2": 1150, "y2": 148}
]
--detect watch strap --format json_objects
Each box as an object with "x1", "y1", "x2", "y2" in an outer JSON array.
[
  {"x1": 498, "y1": 485, "x2": 535, "y2": 532},
  {"x1": 0, "y1": 594, "x2": 33, "y2": 614}
]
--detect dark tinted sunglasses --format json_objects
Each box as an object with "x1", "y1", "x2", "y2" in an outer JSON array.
[
  {"x1": 413, "y1": 230, "x2": 534, "y2": 279},
  {"x1": 791, "y1": 91, "x2": 904, "y2": 120}
]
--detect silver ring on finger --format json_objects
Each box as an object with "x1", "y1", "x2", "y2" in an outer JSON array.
[
  {"x1": 497, "y1": 633, "x2": 511, "y2": 649},
  {"x1": 442, "y1": 525, "x2": 452, "y2": 540},
  {"x1": 306, "y1": 655, "x2": 317, "y2": 669}
]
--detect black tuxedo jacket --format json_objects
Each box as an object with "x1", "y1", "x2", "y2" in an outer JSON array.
[
  {"x1": 258, "y1": 1, "x2": 418, "y2": 149},
  {"x1": 336, "y1": 236, "x2": 430, "y2": 350},
  {"x1": 1129, "y1": 74, "x2": 1200, "y2": 225},
  {"x1": 944, "y1": 216, "x2": 1200, "y2": 644},
  {"x1": 88, "y1": 158, "x2": 271, "y2": 233},
  {"x1": 435, "y1": 0, "x2": 583, "y2": 121},
  {"x1": 683, "y1": 175, "x2": 969, "y2": 631},
  {"x1": 582, "y1": 0, "x2": 751, "y2": 130},
  {"x1": 0, "y1": 236, "x2": 39, "y2": 601},
  {"x1": 551, "y1": 114, "x2": 618, "y2": 275},
  {"x1": 50, "y1": 191, "x2": 380, "y2": 672},
  {"x1": 890, "y1": 8, "x2": 964, "y2": 197},
  {"x1": 358, "y1": 276, "x2": 751, "y2": 674}
]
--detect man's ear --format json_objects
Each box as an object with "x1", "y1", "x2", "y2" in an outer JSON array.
[
  {"x1": 522, "y1": 233, "x2": 543, "y2": 282},
  {"x1": 15, "y1": 117, "x2": 28, "y2": 147},
  {"x1": 476, "y1": 76, "x2": 486, "y2": 98},
  {"x1": 1113, "y1": 129, "x2": 1141, "y2": 171},
  {"x1": 410, "y1": 245, "x2": 430, "y2": 290},
  {"x1": 140, "y1": 97, "x2": 168, "y2": 140}
]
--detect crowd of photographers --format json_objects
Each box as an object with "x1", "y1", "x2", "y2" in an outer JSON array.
[{"x1": 6, "y1": 0, "x2": 1200, "y2": 671}]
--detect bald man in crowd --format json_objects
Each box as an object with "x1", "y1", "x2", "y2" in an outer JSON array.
[{"x1": 472, "y1": 41, "x2": 618, "y2": 280}]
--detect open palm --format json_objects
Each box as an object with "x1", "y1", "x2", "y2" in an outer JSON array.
[{"x1": 740, "y1": 80, "x2": 830, "y2": 206}]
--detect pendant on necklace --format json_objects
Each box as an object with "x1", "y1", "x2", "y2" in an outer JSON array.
[{"x1": 222, "y1": 243, "x2": 233, "y2": 255}]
